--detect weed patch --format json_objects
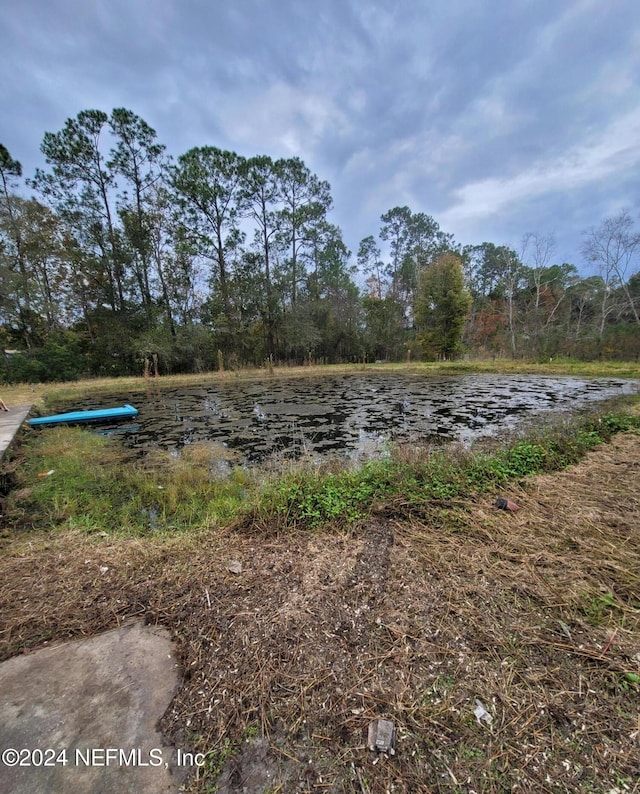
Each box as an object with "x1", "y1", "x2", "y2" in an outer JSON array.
[
  {"x1": 3, "y1": 430, "x2": 250, "y2": 535},
  {"x1": 252, "y1": 408, "x2": 640, "y2": 529}
]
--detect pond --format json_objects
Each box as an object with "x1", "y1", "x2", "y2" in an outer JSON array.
[{"x1": 68, "y1": 373, "x2": 639, "y2": 471}]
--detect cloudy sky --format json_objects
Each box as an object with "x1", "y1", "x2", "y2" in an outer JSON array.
[{"x1": 3, "y1": 0, "x2": 640, "y2": 272}]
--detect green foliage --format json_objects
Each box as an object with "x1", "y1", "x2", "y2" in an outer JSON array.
[
  {"x1": 415, "y1": 253, "x2": 472, "y2": 360},
  {"x1": 197, "y1": 737, "x2": 233, "y2": 793},
  {"x1": 0, "y1": 144, "x2": 23, "y2": 179},
  {"x1": 503, "y1": 442, "x2": 547, "y2": 475},
  {"x1": 580, "y1": 590, "x2": 618, "y2": 626},
  {"x1": 361, "y1": 294, "x2": 406, "y2": 361},
  {"x1": 599, "y1": 412, "x2": 638, "y2": 434},
  {"x1": 1, "y1": 332, "x2": 85, "y2": 383},
  {"x1": 263, "y1": 459, "x2": 396, "y2": 526},
  {"x1": 3, "y1": 107, "x2": 639, "y2": 375},
  {"x1": 602, "y1": 322, "x2": 640, "y2": 360}
]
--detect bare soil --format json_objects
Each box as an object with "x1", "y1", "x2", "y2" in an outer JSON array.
[{"x1": 1, "y1": 432, "x2": 639, "y2": 793}]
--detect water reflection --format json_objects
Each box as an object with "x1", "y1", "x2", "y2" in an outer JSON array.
[{"x1": 73, "y1": 373, "x2": 638, "y2": 468}]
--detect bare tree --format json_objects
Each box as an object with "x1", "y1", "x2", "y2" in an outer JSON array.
[
  {"x1": 520, "y1": 232, "x2": 579, "y2": 356},
  {"x1": 521, "y1": 232, "x2": 556, "y2": 309},
  {"x1": 581, "y1": 211, "x2": 640, "y2": 354}
]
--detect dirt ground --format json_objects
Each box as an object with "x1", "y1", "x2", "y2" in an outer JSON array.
[{"x1": 1, "y1": 432, "x2": 639, "y2": 793}]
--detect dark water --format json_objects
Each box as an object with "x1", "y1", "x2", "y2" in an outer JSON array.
[{"x1": 66, "y1": 373, "x2": 639, "y2": 470}]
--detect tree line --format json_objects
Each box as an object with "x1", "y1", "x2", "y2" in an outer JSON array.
[{"x1": 1, "y1": 108, "x2": 638, "y2": 382}]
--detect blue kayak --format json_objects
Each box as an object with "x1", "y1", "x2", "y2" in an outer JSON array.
[{"x1": 29, "y1": 404, "x2": 138, "y2": 427}]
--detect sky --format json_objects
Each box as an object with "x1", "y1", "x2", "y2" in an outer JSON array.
[{"x1": 3, "y1": 0, "x2": 640, "y2": 273}]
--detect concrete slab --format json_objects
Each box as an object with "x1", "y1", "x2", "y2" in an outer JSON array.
[
  {"x1": 0, "y1": 404, "x2": 31, "y2": 460},
  {"x1": 0, "y1": 621, "x2": 185, "y2": 794}
]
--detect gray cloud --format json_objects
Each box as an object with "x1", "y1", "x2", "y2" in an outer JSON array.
[{"x1": 2, "y1": 0, "x2": 639, "y2": 271}]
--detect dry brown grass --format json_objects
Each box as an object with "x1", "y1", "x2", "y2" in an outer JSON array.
[{"x1": 1, "y1": 434, "x2": 639, "y2": 792}]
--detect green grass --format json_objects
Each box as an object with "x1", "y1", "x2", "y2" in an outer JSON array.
[
  {"x1": 5, "y1": 428, "x2": 250, "y2": 534},
  {"x1": 253, "y1": 407, "x2": 640, "y2": 527},
  {"x1": 4, "y1": 402, "x2": 639, "y2": 536}
]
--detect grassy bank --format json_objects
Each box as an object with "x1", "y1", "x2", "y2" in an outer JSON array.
[
  {"x1": 3, "y1": 399, "x2": 639, "y2": 538},
  {"x1": 254, "y1": 407, "x2": 640, "y2": 530}
]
